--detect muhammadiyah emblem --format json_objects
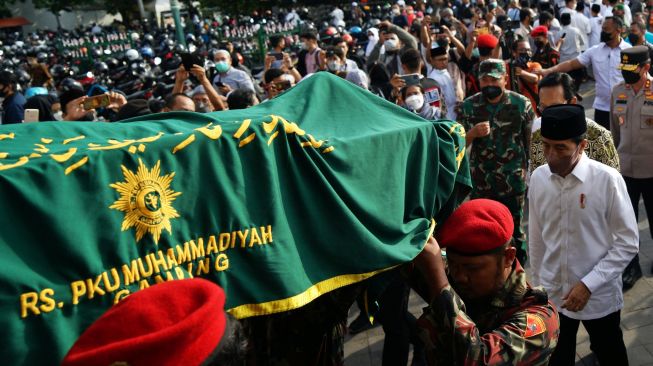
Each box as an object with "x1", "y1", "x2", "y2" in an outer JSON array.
[{"x1": 109, "y1": 159, "x2": 182, "y2": 244}]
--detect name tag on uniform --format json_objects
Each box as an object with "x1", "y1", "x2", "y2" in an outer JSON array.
[
  {"x1": 615, "y1": 100, "x2": 628, "y2": 105},
  {"x1": 645, "y1": 101, "x2": 653, "y2": 106}
]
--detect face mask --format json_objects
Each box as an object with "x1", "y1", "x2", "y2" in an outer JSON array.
[
  {"x1": 627, "y1": 33, "x2": 641, "y2": 45},
  {"x1": 195, "y1": 102, "x2": 210, "y2": 113},
  {"x1": 436, "y1": 38, "x2": 450, "y2": 49},
  {"x1": 622, "y1": 69, "x2": 642, "y2": 84},
  {"x1": 405, "y1": 94, "x2": 424, "y2": 111},
  {"x1": 534, "y1": 40, "x2": 545, "y2": 49},
  {"x1": 481, "y1": 85, "x2": 503, "y2": 100},
  {"x1": 368, "y1": 35, "x2": 375, "y2": 40},
  {"x1": 327, "y1": 61, "x2": 340, "y2": 71},
  {"x1": 301, "y1": 41, "x2": 310, "y2": 50},
  {"x1": 518, "y1": 52, "x2": 531, "y2": 64},
  {"x1": 53, "y1": 111, "x2": 63, "y2": 121},
  {"x1": 600, "y1": 31, "x2": 613, "y2": 43},
  {"x1": 215, "y1": 61, "x2": 229, "y2": 73},
  {"x1": 392, "y1": 8, "x2": 401, "y2": 15},
  {"x1": 384, "y1": 39, "x2": 399, "y2": 51},
  {"x1": 548, "y1": 144, "x2": 581, "y2": 176},
  {"x1": 472, "y1": 48, "x2": 481, "y2": 58},
  {"x1": 463, "y1": 18, "x2": 472, "y2": 25}
]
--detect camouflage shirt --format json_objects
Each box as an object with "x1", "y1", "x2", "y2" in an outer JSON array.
[
  {"x1": 459, "y1": 91, "x2": 535, "y2": 197},
  {"x1": 530, "y1": 118, "x2": 620, "y2": 174},
  {"x1": 417, "y1": 262, "x2": 560, "y2": 366}
]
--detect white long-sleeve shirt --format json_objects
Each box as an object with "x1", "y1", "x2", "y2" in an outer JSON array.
[
  {"x1": 428, "y1": 68, "x2": 457, "y2": 121},
  {"x1": 528, "y1": 153, "x2": 639, "y2": 320},
  {"x1": 577, "y1": 40, "x2": 629, "y2": 111}
]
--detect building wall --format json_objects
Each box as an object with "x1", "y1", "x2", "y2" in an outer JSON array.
[{"x1": 11, "y1": 0, "x2": 123, "y2": 32}]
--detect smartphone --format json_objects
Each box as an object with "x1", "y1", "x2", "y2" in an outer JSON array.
[
  {"x1": 561, "y1": 33, "x2": 567, "y2": 39},
  {"x1": 400, "y1": 73, "x2": 421, "y2": 86},
  {"x1": 180, "y1": 52, "x2": 203, "y2": 71},
  {"x1": 269, "y1": 52, "x2": 283, "y2": 60},
  {"x1": 24, "y1": 109, "x2": 39, "y2": 123},
  {"x1": 83, "y1": 94, "x2": 110, "y2": 111}
]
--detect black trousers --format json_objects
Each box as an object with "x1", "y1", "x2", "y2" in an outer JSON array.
[
  {"x1": 377, "y1": 275, "x2": 426, "y2": 366},
  {"x1": 594, "y1": 109, "x2": 610, "y2": 130},
  {"x1": 624, "y1": 176, "x2": 653, "y2": 240},
  {"x1": 549, "y1": 311, "x2": 628, "y2": 366}
]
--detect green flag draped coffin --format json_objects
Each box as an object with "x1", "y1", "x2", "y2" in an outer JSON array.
[{"x1": 0, "y1": 73, "x2": 470, "y2": 363}]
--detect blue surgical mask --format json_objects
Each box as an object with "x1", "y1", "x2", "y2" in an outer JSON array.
[{"x1": 215, "y1": 61, "x2": 229, "y2": 73}]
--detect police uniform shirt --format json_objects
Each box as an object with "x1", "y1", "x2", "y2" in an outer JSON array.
[{"x1": 610, "y1": 76, "x2": 653, "y2": 178}]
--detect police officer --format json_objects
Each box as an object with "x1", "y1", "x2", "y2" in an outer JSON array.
[
  {"x1": 611, "y1": 45, "x2": 653, "y2": 286},
  {"x1": 414, "y1": 199, "x2": 560, "y2": 365},
  {"x1": 458, "y1": 59, "x2": 536, "y2": 266}
]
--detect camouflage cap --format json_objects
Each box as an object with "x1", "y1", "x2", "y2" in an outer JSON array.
[{"x1": 479, "y1": 59, "x2": 507, "y2": 79}]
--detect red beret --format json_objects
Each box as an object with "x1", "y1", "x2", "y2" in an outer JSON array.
[
  {"x1": 62, "y1": 279, "x2": 227, "y2": 366},
  {"x1": 531, "y1": 25, "x2": 548, "y2": 38},
  {"x1": 437, "y1": 199, "x2": 514, "y2": 255},
  {"x1": 477, "y1": 34, "x2": 499, "y2": 49}
]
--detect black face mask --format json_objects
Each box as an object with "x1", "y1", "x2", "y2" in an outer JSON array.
[
  {"x1": 627, "y1": 33, "x2": 641, "y2": 45},
  {"x1": 622, "y1": 69, "x2": 642, "y2": 84},
  {"x1": 600, "y1": 31, "x2": 613, "y2": 43},
  {"x1": 518, "y1": 52, "x2": 531, "y2": 64},
  {"x1": 534, "y1": 40, "x2": 545, "y2": 49},
  {"x1": 481, "y1": 85, "x2": 503, "y2": 100}
]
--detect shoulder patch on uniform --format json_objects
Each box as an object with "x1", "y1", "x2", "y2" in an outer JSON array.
[{"x1": 524, "y1": 313, "x2": 547, "y2": 338}]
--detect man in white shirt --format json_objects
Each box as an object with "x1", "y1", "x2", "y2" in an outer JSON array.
[
  {"x1": 561, "y1": 0, "x2": 592, "y2": 50},
  {"x1": 538, "y1": 16, "x2": 629, "y2": 129},
  {"x1": 529, "y1": 104, "x2": 639, "y2": 366},
  {"x1": 558, "y1": 13, "x2": 585, "y2": 62},
  {"x1": 589, "y1": 4, "x2": 604, "y2": 47},
  {"x1": 428, "y1": 46, "x2": 458, "y2": 120}
]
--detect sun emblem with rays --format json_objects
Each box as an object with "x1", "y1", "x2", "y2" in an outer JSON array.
[{"x1": 109, "y1": 159, "x2": 182, "y2": 244}]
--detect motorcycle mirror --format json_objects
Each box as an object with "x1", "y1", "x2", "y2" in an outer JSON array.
[{"x1": 154, "y1": 57, "x2": 162, "y2": 66}]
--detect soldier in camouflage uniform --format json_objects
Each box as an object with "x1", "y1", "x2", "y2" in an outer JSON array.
[
  {"x1": 413, "y1": 199, "x2": 559, "y2": 365},
  {"x1": 458, "y1": 59, "x2": 535, "y2": 265}
]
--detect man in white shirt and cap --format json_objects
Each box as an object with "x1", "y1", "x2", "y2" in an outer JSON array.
[{"x1": 528, "y1": 104, "x2": 639, "y2": 366}]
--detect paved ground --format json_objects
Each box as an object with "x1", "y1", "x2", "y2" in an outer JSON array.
[{"x1": 344, "y1": 83, "x2": 653, "y2": 365}]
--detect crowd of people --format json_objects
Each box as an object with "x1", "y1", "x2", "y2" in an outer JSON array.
[{"x1": 1, "y1": 0, "x2": 653, "y2": 365}]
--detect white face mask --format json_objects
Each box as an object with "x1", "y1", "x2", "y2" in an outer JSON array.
[
  {"x1": 302, "y1": 41, "x2": 310, "y2": 50},
  {"x1": 392, "y1": 8, "x2": 401, "y2": 15},
  {"x1": 405, "y1": 94, "x2": 424, "y2": 111},
  {"x1": 53, "y1": 111, "x2": 63, "y2": 121},
  {"x1": 384, "y1": 39, "x2": 399, "y2": 51},
  {"x1": 327, "y1": 61, "x2": 340, "y2": 71}
]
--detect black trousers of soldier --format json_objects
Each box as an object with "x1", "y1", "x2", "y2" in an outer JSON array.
[{"x1": 549, "y1": 311, "x2": 628, "y2": 366}]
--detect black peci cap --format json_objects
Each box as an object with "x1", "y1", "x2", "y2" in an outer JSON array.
[{"x1": 541, "y1": 104, "x2": 587, "y2": 140}]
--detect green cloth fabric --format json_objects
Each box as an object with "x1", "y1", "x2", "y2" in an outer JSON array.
[{"x1": 0, "y1": 73, "x2": 470, "y2": 364}]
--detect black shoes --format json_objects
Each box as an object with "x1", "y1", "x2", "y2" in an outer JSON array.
[{"x1": 348, "y1": 313, "x2": 378, "y2": 335}]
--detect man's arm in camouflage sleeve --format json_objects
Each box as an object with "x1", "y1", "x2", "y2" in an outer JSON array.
[{"x1": 418, "y1": 285, "x2": 559, "y2": 366}]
